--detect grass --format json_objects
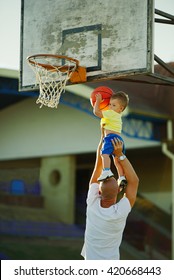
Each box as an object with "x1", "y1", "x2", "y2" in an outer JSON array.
[{"x1": 0, "y1": 235, "x2": 84, "y2": 260}]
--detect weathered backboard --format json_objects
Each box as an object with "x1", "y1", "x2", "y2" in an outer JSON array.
[{"x1": 20, "y1": 0, "x2": 154, "y2": 91}]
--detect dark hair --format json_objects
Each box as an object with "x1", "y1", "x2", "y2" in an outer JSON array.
[{"x1": 111, "y1": 91, "x2": 129, "y2": 110}]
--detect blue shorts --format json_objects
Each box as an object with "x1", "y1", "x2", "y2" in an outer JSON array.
[{"x1": 101, "y1": 133, "x2": 125, "y2": 156}]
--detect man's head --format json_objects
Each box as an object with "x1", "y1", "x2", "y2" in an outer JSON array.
[{"x1": 99, "y1": 177, "x2": 119, "y2": 206}]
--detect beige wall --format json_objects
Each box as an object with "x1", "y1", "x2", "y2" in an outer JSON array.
[
  {"x1": 128, "y1": 148, "x2": 172, "y2": 214},
  {"x1": 0, "y1": 97, "x2": 160, "y2": 161},
  {"x1": 143, "y1": 192, "x2": 171, "y2": 214},
  {"x1": 0, "y1": 98, "x2": 100, "y2": 160},
  {"x1": 40, "y1": 155, "x2": 76, "y2": 224}
]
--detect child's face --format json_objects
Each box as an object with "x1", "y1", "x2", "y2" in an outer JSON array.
[{"x1": 109, "y1": 98, "x2": 124, "y2": 113}]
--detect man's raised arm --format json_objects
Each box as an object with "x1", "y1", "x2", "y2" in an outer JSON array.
[
  {"x1": 89, "y1": 127, "x2": 104, "y2": 185},
  {"x1": 112, "y1": 138, "x2": 139, "y2": 207}
]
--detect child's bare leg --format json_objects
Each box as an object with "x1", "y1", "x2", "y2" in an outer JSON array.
[
  {"x1": 101, "y1": 154, "x2": 111, "y2": 169},
  {"x1": 97, "y1": 154, "x2": 114, "y2": 181}
]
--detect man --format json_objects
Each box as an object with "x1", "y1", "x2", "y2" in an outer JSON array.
[{"x1": 81, "y1": 128, "x2": 139, "y2": 260}]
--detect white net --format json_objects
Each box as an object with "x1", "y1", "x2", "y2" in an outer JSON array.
[{"x1": 27, "y1": 55, "x2": 77, "y2": 108}]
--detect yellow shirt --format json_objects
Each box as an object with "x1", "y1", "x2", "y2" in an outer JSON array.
[{"x1": 101, "y1": 110, "x2": 122, "y2": 133}]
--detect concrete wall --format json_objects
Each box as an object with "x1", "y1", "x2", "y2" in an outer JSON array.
[
  {"x1": 129, "y1": 148, "x2": 172, "y2": 214},
  {"x1": 40, "y1": 155, "x2": 76, "y2": 224},
  {"x1": 0, "y1": 97, "x2": 159, "y2": 161},
  {"x1": 0, "y1": 97, "x2": 100, "y2": 160}
]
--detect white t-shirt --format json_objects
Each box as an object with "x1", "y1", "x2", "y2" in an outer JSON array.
[{"x1": 81, "y1": 183, "x2": 131, "y2": 260}]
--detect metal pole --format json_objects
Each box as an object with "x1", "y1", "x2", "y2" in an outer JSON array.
[{"x1": 162, "y1": 120, "x2": 174, "y2": 259}]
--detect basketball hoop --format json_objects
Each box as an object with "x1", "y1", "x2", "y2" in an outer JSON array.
[{"x1": 27, "y1": 54, "x2": 86, "y2": 108}]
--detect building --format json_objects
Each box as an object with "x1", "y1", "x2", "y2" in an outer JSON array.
[{"x1": 0, "y1": 63, "x2": 173, "y2": 259}]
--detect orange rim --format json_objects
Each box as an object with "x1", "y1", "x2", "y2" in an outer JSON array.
[{"x1": 27, "y1": 54, "x2": 79, "y2": 71}]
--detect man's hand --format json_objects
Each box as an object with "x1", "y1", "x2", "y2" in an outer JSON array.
[{"x1": 111, "y1": 138, "x2": 124, "y2": 157}]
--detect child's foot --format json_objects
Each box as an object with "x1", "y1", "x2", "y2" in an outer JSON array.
[
  {"x1": 117, "y1": 176, "x2": 127, "y2": 191},
  {"x1": 97, "y1": 170, "x2": 114, "y2": 181}
]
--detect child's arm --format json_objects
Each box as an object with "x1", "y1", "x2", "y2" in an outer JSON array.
[{"x1": 93, "y1": 93, "x2": 103, "y2": 118}]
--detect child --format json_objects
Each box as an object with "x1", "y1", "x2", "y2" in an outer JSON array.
[{"x1": 93, "y1": 91, "x2": 129, "y2": 187}]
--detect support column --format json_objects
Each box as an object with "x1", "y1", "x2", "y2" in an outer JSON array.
[
  {"x1": 40, "y1": 155, "x2": 76, "y2": 224},
  {"x1": 162, "y1": 120, "x2": 174, "y2": 259}
]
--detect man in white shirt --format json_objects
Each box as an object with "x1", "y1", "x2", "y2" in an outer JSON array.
[{"x1": 81, "y1": 128, "x2": 139, "y2": 260}]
